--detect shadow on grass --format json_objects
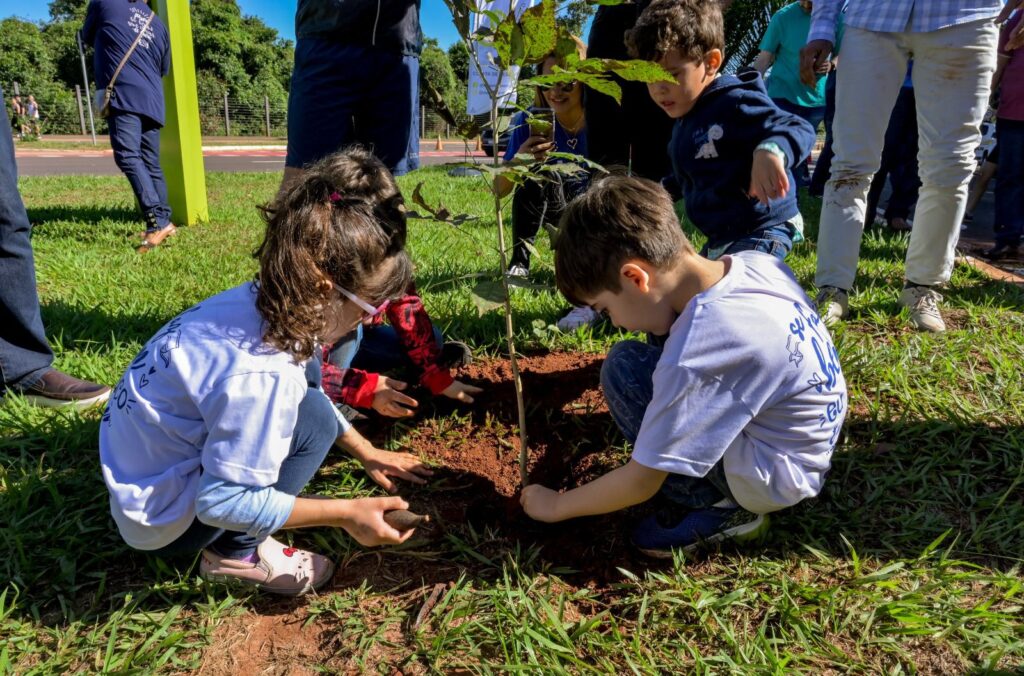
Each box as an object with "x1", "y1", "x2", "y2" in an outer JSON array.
[
  {"x1": 1, "y1": 378, "x2": 1020, "y2": 627},
  {"x1": 41, "y1": 299, "x2": 171, "y2": 350},
  {"x1": 28, "y1": 204, "x2": 140, "y2": 228}
]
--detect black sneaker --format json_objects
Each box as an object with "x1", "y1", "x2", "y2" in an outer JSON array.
[
  {"x1": 981, "y1": 243, "x2": 1020, "y2": 261},
  {"x1": 440, "y1": 341, "x2": 473, "y2": 369}
]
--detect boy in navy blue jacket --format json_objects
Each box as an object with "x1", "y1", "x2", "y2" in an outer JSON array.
[{"x1": 626, "y1": 0, "x2": 816, "y2": 260}]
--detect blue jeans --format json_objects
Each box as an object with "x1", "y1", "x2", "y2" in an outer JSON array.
[
  {"x1": 286, "y1": 40, "x2": 419, "y2": 176},
  {"x1": 772, "y1": 98, "x2": 826, "y2": 188},
  {"x1": 702, "y1": 222, "x2": 797, "y2": 261},
  {"x1": 108, "y1": 111, "x2": 171, "y2": 232},
  {"x1": 600, "y1": 340, "x2": 735, "y2": 508},
  {"x1": 152, "y1": 359, "x2": 339, "y2": 559},
  {"x1": 0, "y1": 84, "x2": 53, "y2": 393},
  {"x1": 809, "y1": 70, "x2": 837, "y2": 197},
  {"x1": 994, "y1": 118, "x2": 1024, "y2": 247},
  {"x1": 327, "y1": 323, "x2": 443, "y2": 375}
]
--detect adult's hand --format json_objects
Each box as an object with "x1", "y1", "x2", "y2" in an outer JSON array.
[
  {"x1": 1005, "y1": 3, "x2": 1024, "y2": 51},
  {"x1": 800, "y1": 39, "x2": 834, "y2": 87},
  {"x1": 519, "y1": 134, "x2": 555, "y2": 163},
  {"x1": 372, "y1": 377, "x2": 418, "y2": 418}
]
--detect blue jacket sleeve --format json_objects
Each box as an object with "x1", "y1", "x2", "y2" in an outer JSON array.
[
  {"x1": 737, "y1": 91, "x2": 816, "y2": 169},
  {"x1": 194, "y1": 472, "x2": 296, "y2": 540},
  {"x1": 81, "y1": 0, "x2": 99, "y2": 45}
]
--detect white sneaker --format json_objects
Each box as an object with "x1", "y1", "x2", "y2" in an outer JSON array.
[
  {"x1": 556, "y1": 306, "x2": 602, "y2": 331},
  {"x1": 899, "y1": 285, "x2": 945, "y2": 332},
  {"x1": 815, "y1": 286, "x2": 849, "y2": 325},
  {"x1": 508, "y1": 264, "x2": 529, "y2": 278}
]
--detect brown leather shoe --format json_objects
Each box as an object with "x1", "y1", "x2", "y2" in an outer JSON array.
[
  {"x1": 16, "y1": 369, "x2": 111, "y2": 408},
  {"x1": 137, "y1": 223, "x2": 177, "y2": 253}
]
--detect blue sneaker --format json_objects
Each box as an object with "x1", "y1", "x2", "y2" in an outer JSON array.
[{"x1": 632, "y1": 505, "x2": 768, "y2": 558}]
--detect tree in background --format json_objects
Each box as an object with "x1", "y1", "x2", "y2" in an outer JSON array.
[
  {"x1": 1, "y1": 0, "x2": 294, "y2": 136},
  {"x1": 557, "y1": 0, "x2": 595, "y2": 37}
]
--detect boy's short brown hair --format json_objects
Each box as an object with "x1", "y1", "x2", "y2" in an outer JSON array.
[
  {"x1": 625, "y1": 0, "x2": 725, "y2": 62},
  {"x1": 554, "y1": 175, "x2": 696, "y2": 306}
]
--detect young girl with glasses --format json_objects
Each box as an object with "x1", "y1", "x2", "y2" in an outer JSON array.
[{"x1": 100, "y1": 149, "x2": 435, "y2": 595}]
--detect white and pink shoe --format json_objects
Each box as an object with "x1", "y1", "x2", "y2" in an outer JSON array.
[{"x1": 199, "y1": 536, "x2": 335, "y2": 596}]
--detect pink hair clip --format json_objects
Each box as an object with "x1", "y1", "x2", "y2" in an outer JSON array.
[{"x1": 329, "y1": 191, "x2": 342, "y2": 203}]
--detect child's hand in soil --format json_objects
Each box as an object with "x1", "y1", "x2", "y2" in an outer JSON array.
[
  {"x1": 440, "y1": 379, "x2": 483, "y2": 404},
  {"x1": 521, "y1": 484, "x2": 562, "y2": 522},
  {"x1": 340, "y1": 496, "x2": 417, "y2": 546},
  {"x1": 360, "y1": 448, "x2": 434, "y2": 493},
  {"x1": 749, "y1": 148, "x2": 789, "y2": 205},
  {"x1": 373, "y1": 377, "x2": 418, "y2": 418}
]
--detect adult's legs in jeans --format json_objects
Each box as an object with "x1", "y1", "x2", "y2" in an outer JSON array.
[
  {"x1": 815, "y1": 27, "x2": 906, "y2": 292},
  {"x1": 0, "y1": 84, "x2": 53, "y2": 392},
  {"x1": 809, "y1": 70, "x2": 837, "y2": 197},
  {"x1": 109, "y1": 112, "x2": 166, "y2": 231},
  {"x1": 904, "y1": 20, "x2": 997, "y2": 286},
  {"x1": 773, "y1": 99, "x2": 825, "y2": 187},
  {"x1": 600, "y1": 341, "x2": 730, "y2": 507},
  {"x1": 354, "y1": 50, "x2": 418, "y2": 176},
  {"x1": 139, "y1": 117, "x2": 172, "y2": 229},
  {"x1": 993, "y1": 118, "x2": 1024, "y2": 247},
  {"x1": 155, "y1": 360, "x2": 339, "y2": 559}
]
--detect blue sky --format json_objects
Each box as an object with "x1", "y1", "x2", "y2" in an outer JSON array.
[{"x1": 0, "y1": 0, "x2": 463, "y2": 46}]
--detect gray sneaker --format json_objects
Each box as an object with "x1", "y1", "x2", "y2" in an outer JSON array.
[
  {"x1": 899, "y1": 285, "x2": 945, "y2": 332},
  {"x1": 814, "y1": 286, "x2": 849, "y2": 325}
]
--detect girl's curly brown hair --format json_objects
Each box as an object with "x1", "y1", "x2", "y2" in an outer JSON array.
[{"x1": 254, "y1": 148, "x2": 413, "y2": 361}]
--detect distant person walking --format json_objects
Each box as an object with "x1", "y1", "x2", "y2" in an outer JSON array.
[
  {"x1": 280, "y1": 0, "x2": 421, "y2": 192},
  {"x1": 0, "y1": 84, "x2": 112, "y2": 409},
  {"x1": 25, "y1": 95, "x2": 41, "y2": 137},
  {"x1": 82, "y1": 0, "x2": 175, "y2": 253}
]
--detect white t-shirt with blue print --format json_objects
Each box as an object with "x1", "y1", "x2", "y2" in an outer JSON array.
[
  {"x1": 631, "y1": 251, "x2": 847, "y2": 514},
  {"x1": 99, "y1": 283, "x2": 350, "y2": 550}
]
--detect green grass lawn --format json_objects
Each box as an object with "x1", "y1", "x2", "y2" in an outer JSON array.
[{"x1": 2, "y1": 168, "x2": 1022, "y2": 673}]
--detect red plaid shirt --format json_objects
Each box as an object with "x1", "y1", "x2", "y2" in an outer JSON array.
[{"x1": 321, "y1": 292, "x2": 454, "y2": 409}]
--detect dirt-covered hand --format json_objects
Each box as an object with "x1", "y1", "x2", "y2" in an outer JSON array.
[
  {"x1": 372, "y1": 377, "x2": 418, "y2": 418},
  {"x1": 520, "y1": 484, "x2": 563, "y2": 523},
  {"x1": 340, "y1": 496, "x2": 417, "y2": 546},
  {"x1": 749, "y1": 150, "x2": 789, "y2": 205},
  {"x1": 441, "y1": 379, "x2": 483, "y2": 404},
  {"x1": 799, "y1": 39, "x2": 833, "y2": 87},
  {"x1": 361, "y1": 448, "x2": 434, "y2": 493}
]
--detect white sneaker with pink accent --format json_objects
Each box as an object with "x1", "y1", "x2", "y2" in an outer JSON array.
[{"x1": 199, "y1": 536, "x2": 335, "y2": 596}]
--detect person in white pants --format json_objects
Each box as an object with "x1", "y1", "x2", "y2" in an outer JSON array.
[{"x1": 800, "y1": 0, "x2": 1002, "y2": 332}]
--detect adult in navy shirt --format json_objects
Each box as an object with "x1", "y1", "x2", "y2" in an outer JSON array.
[
  {"x1": 281, "y1": 0, "x2": 421, "y2": 190},
  {"x1": 82, "y1": 0, "x2": 174, "y2": 253}
]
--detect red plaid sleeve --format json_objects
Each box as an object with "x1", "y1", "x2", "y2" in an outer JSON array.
[
  {"x1": 385, "y1": 292, "x2": 454, "y2": 396},
  {"x1": 320, "y1": 345, "x2": 379, "y2": 409}
]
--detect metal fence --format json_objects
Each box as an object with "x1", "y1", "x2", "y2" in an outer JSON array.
[{"x1": 5, "y1": 81, "x2": 461, "y2": 142}]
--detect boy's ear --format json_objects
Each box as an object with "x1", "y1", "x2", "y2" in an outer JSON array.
[
  {"x1": 621, "y1": 262, "x2": 651, "y2": 293},
  {"x1": 705, "y1": 49, "x2": 724, "y2": 76}
]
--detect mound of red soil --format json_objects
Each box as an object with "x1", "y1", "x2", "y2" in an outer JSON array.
[{"x1": 334, "y1": 352, "x2": 656, "y2": 590}]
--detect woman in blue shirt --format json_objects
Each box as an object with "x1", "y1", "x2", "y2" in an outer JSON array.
[{"x1": 494, "y1": 40, "x2": 600, "y2": 330}]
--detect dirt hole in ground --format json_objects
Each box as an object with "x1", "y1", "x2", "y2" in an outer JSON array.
[{"x1": 333, "y1": 351, "x2": 660, "y2": 591}]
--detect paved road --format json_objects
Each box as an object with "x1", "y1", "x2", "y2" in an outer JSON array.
[{"x1": 14, "y1": 145, "x2": 489, "y2": 176}]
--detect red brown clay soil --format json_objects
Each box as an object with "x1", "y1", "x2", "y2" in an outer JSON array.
[
  {"x1": 332, "y1": 351, "x2": 658, "y2": 591},
  {"x1": 197, "y1": 607, "x2": 328, "y2": 675}
]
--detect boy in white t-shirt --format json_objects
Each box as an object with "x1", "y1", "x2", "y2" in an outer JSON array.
[{"x1": 520, "y1": 175, "x2": 847, "y2": 557}]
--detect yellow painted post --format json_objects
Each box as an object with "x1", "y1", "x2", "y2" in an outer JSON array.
[{"x1": 154, "y1": 0, "x2": 208, "y2": 225}]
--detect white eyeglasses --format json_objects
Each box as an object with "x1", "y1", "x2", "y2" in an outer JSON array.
[{"x1": 334, "y1": 284, "x2": 387, "y2": 318}]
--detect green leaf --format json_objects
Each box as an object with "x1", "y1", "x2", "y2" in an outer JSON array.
[
  {"x1": 520, "y1": 1, "x2": 557, "y2": 64},
  {"x1": 470, "y1": 279, "x2": 507, "y2": 316}
]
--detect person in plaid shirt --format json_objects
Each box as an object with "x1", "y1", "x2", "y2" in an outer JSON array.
[
  {"x1": 321, "y1": 289, "x2": 480, "y2": 419},
  {"x1": 801, "y1": 0, "x2": 1008, "y2": 333}
]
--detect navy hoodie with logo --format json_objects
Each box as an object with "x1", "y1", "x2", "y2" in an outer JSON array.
[{"x1": 664, "y1": 70, "x2": 815, "y2": 248}]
